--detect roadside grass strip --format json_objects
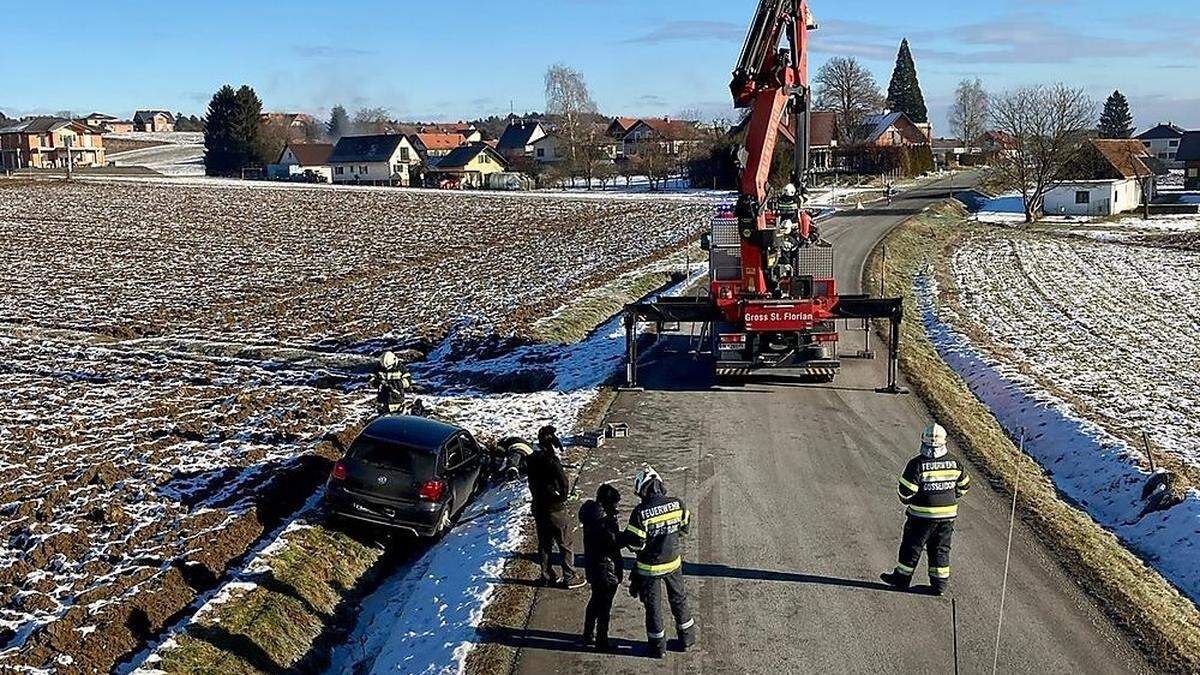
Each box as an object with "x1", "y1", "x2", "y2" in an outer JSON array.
[{"x1": 866, "y1": 202, "x2": 1200, "y2": 673}]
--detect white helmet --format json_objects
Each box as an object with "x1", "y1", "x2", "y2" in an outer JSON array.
[
  {"x1": 634, "y1": 465, "x2": 661, "y2": 496},
  {"x1": 380, "y1": 351, "x2": 399, "y2": 369},
  {"x1": 921, "y1": 423, "x2": 948, "y2": 457},
  {"x1": 782, "y1": 183, "x2": 797, "y2": 197}
]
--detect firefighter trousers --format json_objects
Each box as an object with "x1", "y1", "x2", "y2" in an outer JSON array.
[
  {"x1": 583, "y1": 581, "x2": 618, "y2": 644},
  {"x1": 895, "y1": 517, "x2": 954, "y2": 590},
  {"x1": 637, "y1": 569, "x2": 695, "y2": 652},
  {"x1": 534, "y1": 508, "x2": 578, "y2": 582}
]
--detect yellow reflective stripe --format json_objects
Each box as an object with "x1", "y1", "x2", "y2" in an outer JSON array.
[
  {"x1": 898, "y1": 476, "x2": 919, "y2": 492},
  {"x1": 957, "y1": 474, "x2": 972, "y2": 487},
  {"x1": 625, "y1": 523, "x2": 646, "y2": 538},
  {"x1": 681, "y1": 510, "x2": 691, "y2": 527},
  {"x1": 907, "y1": 504, "x2": 958, "y2": 517},
  {"x1": 920, "y1": 470, "x2": 962, "y2": 481},
  {"x1": 637, "y1": 557, "x2": 682, "y2": 574},
  {"x1": 895, "y1": 563, "x2": 915, "y2": 575},
  {"x1": 929, "y1": 566, "x2": 952, "y2": 578},
  {"x1": 644, "y1": 509, "x2": 683, "y2": 527},
  {"x1": 897, "y1": 488, "x2": 911, "y2": 502}
]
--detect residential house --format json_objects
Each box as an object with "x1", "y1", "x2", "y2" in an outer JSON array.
[
  {"x1": 133, "y1": 110, "x2": 175, "y2": 133},
  {"x1": 1136, "y1": 123, "x2": 1187, "y2": 168},
  {"x1": 83, "y1": 113, "x2": 116, "y2": 128},
  {"x1": 409, "y1": 132, "x2": 467, "y2": 159},
  {"x1": 855, "y1": 112, "x2": 931, "y2": 147},
  {"x1": 1178, "y1": 131, "x2": 1200, "y2": 190},
  {"x1": 931, "y1": 138, "x2": 980, "y2": 168},
  {"x1": 0, "y1": 117, "x2": 106, "y2": 170},
  {"x1": 496, "y1": 119, "x2": 548, "y2": 162},
  {"x1": 261, "y1": 112, "x2": 317, "y2": 140},
  {"x1": 428, "y1": 142, "x2": 507, "y2": 188},
  {"x1": 622, "y1": 118, "x2": 703, "y2": 157},
  {"x1": 977, "y1": 130, "x2": 1018, "y2": 161},
  {"x1": 328, "y1": 134, "x2": 418, "y2": 186},
  {"x1": 1044, "y1": 139, "x2": 1163, "y2": 217},
  {"x1": 81, "y1": 113, "x2": 134, "y2": 134},
  {"x1": 809, "y1": 111, "x2": 838, "y2": 171},
  {"x1": 268, "y1": 142, "x2": 334, "y2": 182},
  {"x1": 424, "y1": 123, "x2": 482, "y2": 143},
  {"x1": 530, "y1": 133, "x2": 567, "y2": 164},
  {"x1": 606, "y1": 117, "x2": 639, "y2": 140}
]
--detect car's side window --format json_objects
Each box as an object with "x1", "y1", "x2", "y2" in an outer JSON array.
[
  {"x1": 444, "y1": 438, "x2": 464, "y2": 470},
  {"x1": 461, "y1": 434, "x2": 480, "y2": 461}
]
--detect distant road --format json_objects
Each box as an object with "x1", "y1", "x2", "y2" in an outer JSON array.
[{"x1": 504, "y1": 175, "x2": 1151, "y2": 674}]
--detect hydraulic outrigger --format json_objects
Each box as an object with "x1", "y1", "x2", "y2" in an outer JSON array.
[{"x1": 622, "y1": 0, "x2": 906, "y2": 394}]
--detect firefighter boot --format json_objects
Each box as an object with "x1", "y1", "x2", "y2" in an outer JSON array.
[{"x1": 880, "y1": 569, "x2": 913, "y2": 590}]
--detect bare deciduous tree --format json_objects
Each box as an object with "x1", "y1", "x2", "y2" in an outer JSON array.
[
  {"x1": 815, "y1": 57, "x2": 884, "y2": 144},
  {"x1": 545, "y1": 63, "x2": 600, "y2": 185},
  {"x1": 949, "y1": 78, "x2": 989, "y2": 146},
  {"x1": 989, "y1": 84, "x2": 1096, "y2": 223},
  {"x1": 352, "y1": 107, "x2": 391, "y2": 135}
]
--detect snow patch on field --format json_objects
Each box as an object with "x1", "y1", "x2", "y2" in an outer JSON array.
[{"x1": 919, "y1": 272, "x2": 1200, "y2": 603}]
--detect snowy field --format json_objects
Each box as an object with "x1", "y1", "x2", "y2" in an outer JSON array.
[
  {"x1": 924, "y1": 222, "x2": 1200, "y2": 601},
  {"x1": 0, "y1": 179, "x2": 708, "y2": 671},
  {"x1": 106, "y1": 132, "x2": 205, "y2": 177}
]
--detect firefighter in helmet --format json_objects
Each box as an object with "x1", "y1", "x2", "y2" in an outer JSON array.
[
  {"x1": 371, "y1": 351, "x2": 412, "y2": 416},
  {"x1": 881, "y1": 423, "x2": 971, "y2": 596},
  {"x1": 622, "y1": 465, "x2": 696, "y2": 658},
  {"x1": 777, "y1": 183, "x2": 800, "y2": 226}
]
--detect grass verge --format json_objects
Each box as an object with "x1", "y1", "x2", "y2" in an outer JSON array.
[{"x1": 866, "y1": 201, "x2": 1200, "y2": 673}]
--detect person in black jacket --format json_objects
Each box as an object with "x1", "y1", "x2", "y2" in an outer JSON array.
[
  {"x1": 370, "y1": 351, "x2": 411, "y2": 416},
  {"x1": 623, "y1": 465, "x2": 696, "y2": 658},
  {"x1": 579, "y1": 483, "x2": 623, "y2": 650},
  {"x1": 526, "y1": 425, "x2": 584, "y2": 588},
  {"x1": 881, "y1": 423, "x2": 971, "y2": 596}
]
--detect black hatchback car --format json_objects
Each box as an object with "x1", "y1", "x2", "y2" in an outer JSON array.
[{"x1": 325, "y1": 416, "x2": 485, "y2": 537}]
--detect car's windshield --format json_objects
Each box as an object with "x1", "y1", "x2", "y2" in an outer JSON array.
[{"x1": 348, "y1": 437, "x2": 437, "y2": 477}]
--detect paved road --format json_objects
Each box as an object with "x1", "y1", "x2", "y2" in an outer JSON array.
[{"x1": 499, "y1": 177, "x2": 1151, "y2": 674}]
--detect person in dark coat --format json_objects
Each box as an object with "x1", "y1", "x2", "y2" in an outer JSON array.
[
  {"x1": 580, "y1": 483, "x2": 624, "y2": 650},
  {"x1": 526, "y1": 425, "x2": 583, "y2": 588},
  {"x1": 370, "y1": 351, "x2": 411, "y2": 415}
]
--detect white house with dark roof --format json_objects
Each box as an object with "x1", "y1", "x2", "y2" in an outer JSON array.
[
  {"x1": 496, "y1": 120, "x2": 547, "y2": 162},
  {"x1": 328, "y1": 134, "x2": 418, "y2": 186},
  {"x1": 1136, "y1": 123, "x2": 1187, "y2": 168}
]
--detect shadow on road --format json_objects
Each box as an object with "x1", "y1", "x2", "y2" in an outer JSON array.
[
  {"x1": 477, "y1": 626, "x2": 653, "y2": 659},
  {"x1": 500, "y1": 554, "x2": 904, "y2": 594}
]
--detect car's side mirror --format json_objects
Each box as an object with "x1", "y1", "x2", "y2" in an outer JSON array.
[{"x1": 699, "y1": 232, "x2": 711, "y2": 252}]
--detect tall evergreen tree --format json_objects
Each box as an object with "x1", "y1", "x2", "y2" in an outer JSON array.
[
  {"x1": 1098, "y1": 90, "x2": 1135, "y2": 138},
  {"x1": 327, "y1": 105, "x2": 350, "y2": 139},
  {"x1": 233, "y1": 85, "x2": 265, "y2": 167},
  {"x1": 886, "y1": 39, "x2": 928, "y2": 123},
  {"x1": 203, "y1": 85, "x2": 240, "y2": 176}
]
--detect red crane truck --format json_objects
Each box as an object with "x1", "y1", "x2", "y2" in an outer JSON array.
[{"x1": 622, "y1": 0, "x2": 905, "y2": 392}]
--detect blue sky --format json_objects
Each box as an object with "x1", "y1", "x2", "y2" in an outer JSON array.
[{"x1": 2, "y1": 0, "x2": 1197, "y2": 133}]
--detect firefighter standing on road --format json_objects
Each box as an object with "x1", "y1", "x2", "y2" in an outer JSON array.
[
  {"x1": 371, "y1": 351, "x2": 411, "y2": 416},
  {"x1": 623, "y1": 466, "x2": 696, "y2": 658},
  {"x1": 526, "y1": 425, "x2": 585, "y2": 589},
  {"x1": 881, "y1": 423, "x2": 971, "y2": 596}
]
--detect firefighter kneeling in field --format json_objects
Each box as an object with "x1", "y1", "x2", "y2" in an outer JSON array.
[
  {"x1": 622, "y1": 466, "x2": 696, "y2": 658},
  {"x1": 371, "y1": 351, "x2": 412, "y2": 416},
  {"x1": 881, "y1": 423, "x2": 971, "y2": 596}
]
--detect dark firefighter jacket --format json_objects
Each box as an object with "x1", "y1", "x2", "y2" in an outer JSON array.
[
  {"x1": 622, "y1": 485, "x2": 690, "y2": 576},
  {"x1": 777, "y1": 194, "x2": 799, "y2": 219},
  {"x1": 372, "y1": 364, "x2": 411, "y2": 407},
  {"x1": 526, "y1": 451, "x2": 569, "y2": 513},
  {"x1": 897, "y1": 450, "x2": 971, "y2": 519},
  {"x1": 579, "y1": 499, "x2": 624, "y2": 586}
]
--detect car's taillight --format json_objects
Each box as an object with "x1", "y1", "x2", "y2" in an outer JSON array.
[
  {"x1": 331, "y1": 461, "x2": 347, "y2": 481},
  {"x1": 419, "y1": 480, "x2": 447, "y2": 501}
]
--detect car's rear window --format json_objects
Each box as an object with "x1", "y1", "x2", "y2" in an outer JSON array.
[{"x1": 348, "y1": 437, "x2": 437, "y2": 476}]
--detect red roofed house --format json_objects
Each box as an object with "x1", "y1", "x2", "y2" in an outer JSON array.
[
  {"x1": 621, "y1": 118, "x2": 703, "y2": 157},
  {"x1": 809, "y1": 111, "x2": 838, "y2": 171},
  {"x1": 409, "y1": 132, "x2": 468, "y2": 159}
]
